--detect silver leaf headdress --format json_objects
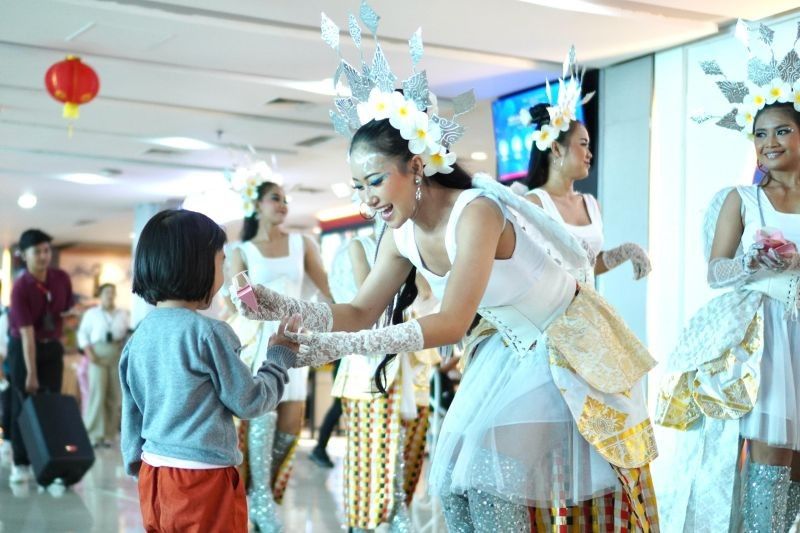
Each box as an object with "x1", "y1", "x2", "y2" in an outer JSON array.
[
  {"x1": 692, "y1": 19, "x2": 800, "y2": 136},
  {"x1": 321, "y1": 1, "x2": 475, "y2": 176},
  {"x1": 520, "y1": 46, "x2": 595, "y2": 151}
]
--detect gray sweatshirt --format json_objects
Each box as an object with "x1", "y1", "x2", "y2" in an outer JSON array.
[{"x1": 120, "y1": 307, "x2": 293, "y2": 476}]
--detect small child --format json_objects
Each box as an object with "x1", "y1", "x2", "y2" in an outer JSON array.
[{"x1": 120, "y1": 209, "x2": 301, "y2": 532}]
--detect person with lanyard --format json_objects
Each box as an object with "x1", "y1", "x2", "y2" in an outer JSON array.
[
  {"x1": 7, "y1": 229, "x2": 73, "y2": 486},
  {"x1": 77, "y1": 283, "x2": 129, "y2": 448}
]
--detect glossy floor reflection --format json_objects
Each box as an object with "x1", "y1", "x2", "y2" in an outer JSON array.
[{"x1": 0, "y1": 437, "x2": 348, "y2": 532}]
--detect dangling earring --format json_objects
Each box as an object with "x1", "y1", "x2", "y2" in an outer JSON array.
[
  {"x1": 559, "y1": 157, "x2": 565, "y2": 169},
  {"x1": 359, "y1": 202, "x2": 376, "y2": 220},
  {"x1": 415, "y1": 176, "x2": 423, "y2": 202}
]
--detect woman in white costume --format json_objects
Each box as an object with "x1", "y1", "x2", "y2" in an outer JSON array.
[
  {"x1": 656, "y1": 19, "x2": 800, "y2": 533},
  {"x1": 522, "y1": 102, "x2": 651, "y2": 285},
  {"x1": 228, "y1": 179, "x2": 332, "y2": 531},
  {"x1": 328, "y1": 232, "x2": 437, "y2": 532},
  {"x1": 233, "y1": 9, "x2": 659, "y2": 530},
  {"x1": 511, "y1": 93, "x2": 654, "y2": 529}
]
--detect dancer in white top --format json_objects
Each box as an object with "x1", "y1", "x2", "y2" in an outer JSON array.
[
  {"x1": 522, "y1": 102, "x2": 650, "y2": 284},
  {"x1": 233, "y1": 9, "x2": 659, "y2": 530},
  {"x1": 656, "y1": 19, "x2": 800, "y2": 532},
  {"x1": 228, "y1": 178, "x2": 332, "y2": 532}
]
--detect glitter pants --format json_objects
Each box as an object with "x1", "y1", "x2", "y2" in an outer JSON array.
[{"x1": 441, "y1": 489, "x2": 531, "y2": 532}]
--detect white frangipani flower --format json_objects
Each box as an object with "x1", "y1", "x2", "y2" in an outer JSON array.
[
  {"x1": 793, "y1": 82, "x2": 800, "y2": 112},
  {"x1": 735, "y1": 105, "x2": 757, "y2": 132},
  {"x1": 547, "y1": 107, "x2": 570, "y2": 132},
  {"x1": 766, "y1": 79, "x2": 792, "y2": 105},
  {"x1": 423, "y1": 146, "x2": 456, "y2": 176},
  {"x1": 400, "y1": 110, "x2": 441, "y2": 155},
  {"x1": 388, "y1": 92, "x2": 417, "y2": 131},
  {"x1": 532, "y1": 125, "x2": 559, "y2": 152},
  {"x1": 357, "y1": 87, "x2": 394, "y2": 124},
  {"x1": 744, "y1": 86, "x2": 768, "y2": 110},
  {"x1": 519, "y1": 108, "x2": 532, "y2": 126}
]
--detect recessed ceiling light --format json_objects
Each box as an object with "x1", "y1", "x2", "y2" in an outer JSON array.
[
  {"x1": 150, "y1": 137, "x2": 215, "y2": 150},
  {"x1": 58, "y1": 173, "x2": 117, "y2": 185},
  {"x1": 470, "y1": 151, "x2": 488, "y2": 161},
  {"x1": 331, "y1": 182, "x2": 353, "y2": 199},
  {"x1": 129, "y1": 232, "x2": 136, "y2": 240},
  {"x1": 18, "y1": 192, "x2": 37, "y2": 209}
]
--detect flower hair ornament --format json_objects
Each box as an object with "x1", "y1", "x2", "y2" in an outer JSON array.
[
  {"x1": 226, "y1": 159, "x2": 282, "y2": 217},
  {"x1": 321, "y1": 1, "x2": 475, "y2": 176},
  {"x1": 692, "y1": 19, "x2": 800, "y2": 136},
  {"x1": 520, "y1": 46, "x2": 595, "y2": 151}
]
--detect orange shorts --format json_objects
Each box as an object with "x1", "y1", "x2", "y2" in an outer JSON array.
[{"x1": 138, "y1": 463, "x2": 247, "y2": 533}]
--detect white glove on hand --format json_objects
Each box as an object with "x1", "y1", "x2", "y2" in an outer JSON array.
[
  {"x1": 707, "y1": 243, "x2": 764, "y2": 289},
  {"x1": 756, "y1": 249, "x2": 800, "y2": 272},
  {"x1": 230, "y1": 283, "x2": 333, "y2": 332},
  {"x1": 601, "y1": 243, "x2": 652, "y2": 280},
  {"x1": 284, "y1": 320, "x2": 424, "y2": 368}
]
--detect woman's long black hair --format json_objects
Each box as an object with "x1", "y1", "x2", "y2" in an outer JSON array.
[
  {"x1": 350, "y1": 118, "x2": 471, "y2": 394},
  {"x1": 524, "y1": 103, "x2": 580, "y2": 190},
  {"x1": 240, "y1": 181, "x2": 281, "y2": 241},
  {"x1": 754, "y1": 102, "x2": 800, "y2": 188}
]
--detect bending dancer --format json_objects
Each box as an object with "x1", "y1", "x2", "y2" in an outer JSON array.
[
  {"x1": 328, "y1": 231, "x2": 437, "y2": 532},
  {"x1": 233, "y1": 7, "x2": 659, "y2": 531},
  {"x1": 657, "y1": 19, "x2": 800, "y2": 532},
  {"x1": 523, "y1": 103, "x2": 651, "y2": 283},
  {"x1": 228, "y1": 174, "x2": 332, "y2": 531}
]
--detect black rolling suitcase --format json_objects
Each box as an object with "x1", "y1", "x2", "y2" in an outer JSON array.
[{"x1": 18, "y1": 393, "x2": 95, "y2": 486}]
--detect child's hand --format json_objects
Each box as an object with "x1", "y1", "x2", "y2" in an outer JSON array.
[{"x1": 268, "y1": 314, "x2": 302, "y2": 353}]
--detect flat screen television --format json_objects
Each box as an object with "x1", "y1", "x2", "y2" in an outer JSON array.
[{"x1": 492, "y1": 82, "x2": 586, "y2": 182}]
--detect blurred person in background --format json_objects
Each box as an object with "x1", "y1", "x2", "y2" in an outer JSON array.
[
  {"x1": 77, "y1": 283, "x2": 129, "y2": 448},
  {"x1": 7, "y1": 229, "x2": 73, "y2": 485}
]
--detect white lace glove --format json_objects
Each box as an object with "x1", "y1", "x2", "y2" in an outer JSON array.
[
  {"x1": 284, "y1": 320, "x2": 424, "y2": 368},
  {"x1": 707, "y1": 242, "x2": 764, "y2": 289},
  {"x1": 600, "y1": 243, "x2": 652, "y2": 280},
  {"x1": 757, "y1": 250, "x2": 800, "y2": 272},
  {"x1": 230, "y1": 283, "x2": 333, "y2": 332}
]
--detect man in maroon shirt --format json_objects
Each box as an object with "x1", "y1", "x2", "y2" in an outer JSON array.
[{"x1": 7, "y1": 229, "x2": 73, "y2": 484}]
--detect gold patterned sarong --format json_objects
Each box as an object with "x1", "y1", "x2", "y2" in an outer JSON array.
[
  {"x1": 656, "y1": 312, "x2": 763, "y2": 430},
  {"x1": 547, "y1": 286, "x2": 658, "y2": 469}
]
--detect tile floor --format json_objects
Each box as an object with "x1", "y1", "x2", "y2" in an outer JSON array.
[
  {"x1": 0, "y1": 437, "x2": 345, "y2": 532},
  {"x1": 0, "y1": 436, "x2": 442, "y2": 532}
]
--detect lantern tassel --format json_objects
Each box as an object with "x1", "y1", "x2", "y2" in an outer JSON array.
[{"x1": 63, "y1": 103, "x2": 80, "y2": 119}]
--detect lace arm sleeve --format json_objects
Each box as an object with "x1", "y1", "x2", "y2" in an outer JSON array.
[
  {"x1": 285, "y1": 320, "x2": 424, "y2": 368},
  {"x1": 230, "y1": 283, "x2": 333, "y2": 332}
]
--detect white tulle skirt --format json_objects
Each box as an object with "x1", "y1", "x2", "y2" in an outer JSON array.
[
  {"x1": 233, "y1": 317, "x2": 309, "y2": 403},
  {"x1": 428, "y1": 333, "x2": 618, "y2": 507},
  {"x1": 740, "y1": 298, "x2": 800, "y2": 450}
]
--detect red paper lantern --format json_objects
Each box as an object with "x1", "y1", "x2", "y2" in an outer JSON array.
[{"x1": 44, "y1": 55, "x2": 100, "y2": 120}]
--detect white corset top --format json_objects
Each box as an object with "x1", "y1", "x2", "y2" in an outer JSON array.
[{"x1": 394, "y1": 189, "x2": 576, "y2": 347}]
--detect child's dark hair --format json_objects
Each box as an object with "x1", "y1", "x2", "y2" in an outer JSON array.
[
  {"x1": 525, "y1": 103, "x2": 582, "y2": 190},
  {"x1": 133, "y1": 209, "x2": 227, "y2": 305},
  {"x1": 350, "y1": 118, "x2": 470, "y2": 394},
  {"x1": 241, "y1": 181, "x2": 281, "y2": 242}
]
